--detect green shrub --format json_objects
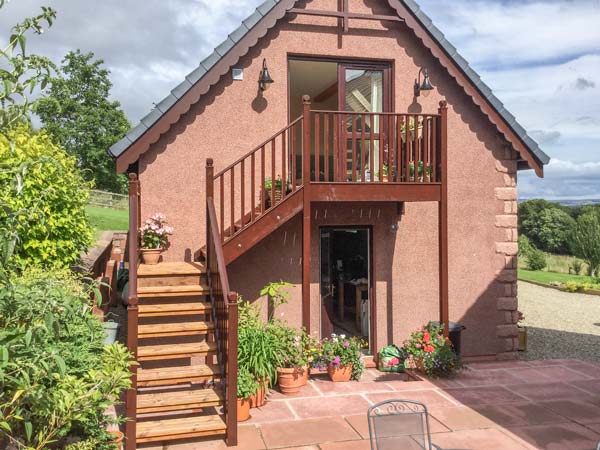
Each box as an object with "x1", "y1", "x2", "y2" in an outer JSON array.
[
  {"x1": 518, "y1": 235, "x2": 534, "y2": 258},
  {"x1": 0, "y1": 126, "x2": 93, "y2": 269},
  {"x1": 0, "y1": 268, "x2": 132, "y2": 449},
  {"x1": 570, "y1": 260, "x2": 583, "y2": 275},
  {"x1": 526, "y1": 249, "x2": 547, "y2": 271},
  {"x1": 564, "y1": 281, "x2": 590, "y2": 293}
]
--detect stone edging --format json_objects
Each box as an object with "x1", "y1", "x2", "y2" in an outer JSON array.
[{"x1": 518, "y1": 278, "x2": 600, "y2": 297}]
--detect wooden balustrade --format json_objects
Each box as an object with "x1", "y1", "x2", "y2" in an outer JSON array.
[
  {"x1": 125, "y1": 173, "x2": 140, "y2": 450},
  {"x1": 206, "y1": 160, "x2": 239, "y2": 446},
  {"x1": 212, "y1": 118, "x2": 304, "y2": 244},
  {"x1": 309, "y1": 110, "x2": 441, "y2": 183}
]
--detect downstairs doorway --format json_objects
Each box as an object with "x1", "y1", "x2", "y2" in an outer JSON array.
[{"x1": 320, "y1": 227, "x2": 372, "y2": 354}]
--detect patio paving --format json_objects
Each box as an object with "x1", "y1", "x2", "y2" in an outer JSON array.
[{"x1": 141, "y1": 358, "x2": 600, "y2": 450}]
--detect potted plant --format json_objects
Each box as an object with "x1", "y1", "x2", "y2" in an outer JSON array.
[
  {"x1": 237, "y1": 297, "x2": 279, "y2": 408},
  {"x1": 517, "y1": 311, "x2": 527, "y2": 352},
  {"x1": 263, "y1": 176, "x2": 292, "y2": 208},
  {"x1": 402, "y1": 323, "x2": 462, "y2": 377},
  {"x1": 267, "y1": 322, "x2": 309, "y2": 395},
  {"x1": 322, "y1": 334, "x2": 365, "y2": 382},
  {"x1": 237, "y1": 368, "x2": 259, "y2": 421},
  {"x1": 139, "y1": 213, "x2": 173, "y2": 265}
]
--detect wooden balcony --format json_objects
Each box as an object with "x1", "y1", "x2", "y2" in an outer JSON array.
[{"x1": 210, "y1": 96, "x2": 446, "y2": 252}]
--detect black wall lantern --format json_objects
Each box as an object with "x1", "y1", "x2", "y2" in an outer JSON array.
[
  {"x1": 258, "y1": 58, "x2": 274, "y2": 91},
  {"x1": 414, "y1": 68, "x2": 433, "y2": 97}
]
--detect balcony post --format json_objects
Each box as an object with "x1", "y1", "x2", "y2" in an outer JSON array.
[
  {"x1": 206, "y1": 158, "x2": 214, "y2": 262},
  {"x1": 438, "y1": 101, "x2": 449, "y2": 338},
  {"x1": 302, "y1": 95, "x2": 311, "y2": 333},
  {"x1": 125, "y1": 173, "x2": 140, "y2": 450}
]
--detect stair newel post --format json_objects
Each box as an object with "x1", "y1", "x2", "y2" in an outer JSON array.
[
  {"x1": 206, "y1": 158, "x2": 214, "y2": 258},
  {"x1": 301, "y1": 95, "x2": 311, "y2": 332},
  {"x1": 226, "y1": 291, "x2": 238, "y2": 447},
  {"x1": 438, "y1": 101, "x2": 449, "y2": 338},
  {"x1": 125, "y1": 173, "x2": 140, "y2": 450}
]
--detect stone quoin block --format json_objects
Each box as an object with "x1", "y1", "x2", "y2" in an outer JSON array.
[
  {"x1": 495, "y1": 215, "x2": 518, "y2": 228},
  {"x1": 495, "y1": 187, "x2": 518, "y2": 201},
  {"x1": 497, "y1": 297, "x2": 517, "y2": 311},
  {"x1": 496, "y1": 242, "x2": 518, "y2": 255},
  {"x1": 497, "y1": 324, "x2": 518, "y2": 338}
]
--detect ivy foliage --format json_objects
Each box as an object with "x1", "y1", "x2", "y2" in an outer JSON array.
[{"x1": 0, "y1": 126, "x2": 93, "y2": 269}]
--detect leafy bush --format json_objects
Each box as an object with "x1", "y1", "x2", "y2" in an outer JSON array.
[
  {"x1": 570, "y1": 209, "x2": 600, "y2": 277},
  {"x1": 526, "y1": 249, "x2": 547, "y2": 271},
  {"x1": 570, "y1": 260, "x2": 583, "y2": 275},
  {"x1": 0, "y1": 268, "x2": 132, "y2": 449},
  {"x1": 518, "y1": 235, "x2": 534, "y2": 258},
  {"x1": 237, "y1": 368, "x2": 260, "y2": 400},
  {"x1": 0, "y1": 126, "x2": 92, "y2": 269},
  {"x1": 563, "y1": 281, "x2": 590, "y2": 293},
  {"x1": 402, "y1": 323, "x2": 461, "y2": 378}
]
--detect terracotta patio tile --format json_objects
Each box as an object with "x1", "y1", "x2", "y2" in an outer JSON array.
[
  {"x1": 344, "y1": 412, "x2": 449, "y2": 439},
  {"x1": 369, "y1": 371, "x2": 410, "y2": 383},
  {"x1": 508, "y1": 382, "x2": 591, "y2": 402},
  {"x1": 278, "y1": 447, "x2": 320, "y2": 450},
  {"x1": 429, "y1": 406, "x2": 499, "y2": 431},
  {"x1": 259, "y1": 417, "x2": 360, "y2": 448},
  {"x1": 585, "y1": 423, "x2": 600, "y2": 433},
  {"x1": 267, "y1": 383, "x2": 321, "y2": 400},
  {"x1": 509, "y1": 367, "x2": 557, "y2": 384},
  {"x1": 310, "y1": 378, "x2": 393, "y2": 396},
  {"x1": 246, "y1": 401, "x2": 296, "y2": 424},
  {"x1": 569, "y1": 378, "x2": 600, "y2": 395},
  {"x1": 539, "y1": 399, "x2": 600, "y2": 425},
  {"x1": 568, "y1": 363, "x2": 600, "y2": 379},
  {"x1": 473, "y1": 402, "x2": 569, "y2": 427},
  {"x1": 381, "y1": 379, "x2": 439, "y2": 391},
  {"x1": 367, "y1": 389, "x2": 458, "y2": 408},
  {"x1": 319, "y1": 440, "x2": 372, "y2": 450},
  {"x1": 431, "y1": 428, "x2": 533, "y2": 450},
  {"x1": 443, "y1": 385, "x2": 527, "y2": 405},
  {"x1": 466, "y1": 360, "x2": 533, "y2": 370},
  {"x1": 508, "y1": 422, "x2": 600, "y2": 450},
  {"x1": 530, "y1": 366, "x2": 594, "y2": 382},
  {"x1": 527, "y1": 359, "x2": 581, "y2": 367},
  {"x1": 454, "y1": 368, "x2": 524, "y2": 387},
  {"x1": 286, "y1": 394, "x2": 372, "y2": 419}
]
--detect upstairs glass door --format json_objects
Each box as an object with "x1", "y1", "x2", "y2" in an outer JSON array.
[{"x1": 338, "y1": 63, "x2": 391, "y2": 181}]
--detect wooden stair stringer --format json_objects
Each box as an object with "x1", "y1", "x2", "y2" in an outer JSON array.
[{"x1": 223, "y1": 187, "x2": 304, "y2": 263}]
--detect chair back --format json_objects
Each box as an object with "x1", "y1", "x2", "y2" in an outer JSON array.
[{"x1": 367, "y1": 399, "x2": 434, "y2": 450}]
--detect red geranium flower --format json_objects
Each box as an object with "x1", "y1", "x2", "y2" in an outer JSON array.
[
  {"x1": 423, "y1": 332, "x2": 431, "y2": 343},
  {"x1": 424, "y1": 345, "x2": 435, "y2": 353}
]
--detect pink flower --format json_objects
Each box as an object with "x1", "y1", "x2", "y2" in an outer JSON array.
[
  {"x1": 343, "y1": 341, "x2": 350, "y2": 348},
  {"x1": 332, "y1": 356, "x2": 341, "y2": 365}
]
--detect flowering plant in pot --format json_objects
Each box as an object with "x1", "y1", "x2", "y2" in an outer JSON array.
[
  {"x1": 237, "y1": 368, "x2": 259, "y2": 422},
  {"x1": 267, "y1": 321, "x2": 310, "y2": 395},
  {"x1": 321, "y1": 334, "x2": 365, "y2": 382},
  {"x1": 139, "y1": 213, "x2": 173, "y2": 264},
  {"x1": 402, "y1": 323, "x2": 461, "y2": 378}
]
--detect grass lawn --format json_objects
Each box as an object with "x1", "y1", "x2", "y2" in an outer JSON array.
[
  {"x1": 86, "y1": 206, "x2": 128, "y2": 239},
  {"x1": 518, "y1": 269, "x2": 600, "y2": 288}
]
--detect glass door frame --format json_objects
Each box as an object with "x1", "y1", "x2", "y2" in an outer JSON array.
[{"x1": 337, "y1": 62, "x2": 393, "y2": 181}]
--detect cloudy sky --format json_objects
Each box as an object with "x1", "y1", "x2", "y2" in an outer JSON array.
[{"x1": 2, "y1": 0, "x2": 599, "y2": 199}]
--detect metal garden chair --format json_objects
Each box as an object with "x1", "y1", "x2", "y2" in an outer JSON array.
[{"x1": 367, "y1": 399, "x2": 442, "y2": 450}]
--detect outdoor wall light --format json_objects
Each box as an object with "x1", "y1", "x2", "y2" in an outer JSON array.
[
  {"x1": 258, "y1": 58, "x2": 274, "y2": 91},
  {"x1": 414, "y1": 68, "x2": 433, "y2": 97}
]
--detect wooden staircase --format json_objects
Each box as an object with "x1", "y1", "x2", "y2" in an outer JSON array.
[{"x1": 132, "y1": 262, "x2": 227, "y2": 445}]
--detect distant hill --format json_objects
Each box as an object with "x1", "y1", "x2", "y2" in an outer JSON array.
[{"x1": 519, "y1": 198, "x2": 600, "y2": 207}]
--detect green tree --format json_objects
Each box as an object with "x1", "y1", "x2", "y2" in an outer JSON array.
[
  {"x1": 518, "y1": 199, "x2": 574, "y2": 254},
  {"x1": 0, "y1": 126, "x2": 93, "y2": 269},
  {"x1": 36, "y1": 50, "x2": 130, "y2": 193},
  {"x1": 0, "y1": 3, "x2": 56, "y2": 133},
  {"x1": 570, "y1": 209, "x2": 600, "y2": 277}
]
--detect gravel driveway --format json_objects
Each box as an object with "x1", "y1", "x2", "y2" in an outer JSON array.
[{"x1": 518, "y1": 280, "x2": 600, "y2": 362}]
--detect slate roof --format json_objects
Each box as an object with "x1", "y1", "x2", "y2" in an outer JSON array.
[{"x1": 109, "y1": 0, "x2": 549, "y2": 169}]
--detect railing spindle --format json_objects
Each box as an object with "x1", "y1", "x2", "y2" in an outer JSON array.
[
  {"x1": 260, "y1": 146, "x2": 265, "y2": 214},
  {"x1": 240, "y1": 160, "x2": 245, "y2": 231},
  {"x1": 271, "y1": 140, "x2": 275, "y2": 206},
  {"x1": 315, "y1": 113, "x2": 320, "y2": 182},
  {"x1": 360, "y1": 114, "x2": 366, "y2": 182},
  {"x1": 333, "y1": 113, "x2": 339, "y2": 181},
  {"x1": 324, "y1": 113, "x2": 329, "y2": 182},
  {"x1": 351, "y1": 114, "x2": 357, "y2": 182},
  {"x1": 281, "y1": 130, "x2": 286, "y2": 198},
  {"x1": 251, "y1": 153, "x2": 255, "y2": 223}
]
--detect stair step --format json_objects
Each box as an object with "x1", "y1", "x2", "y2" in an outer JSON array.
[
  {"x1": 138, "y1": 341, "x2": 217, "y2": 361},
  {"x1": 138, "y1": 262, "x2": 205, "y2": 277},
  {"x1": 138, "y1": 364, "x2": 221, "y2": 387},
  {"x1": 138, "y1": 301, "x2": 211, "y2": 317},
  {"x1": 138, "y1": 321, "x2": 215, "y2": 338},
  {"x1": 137, "y1": 387, "x2": 223, "y2": 414},
  {"x1": 138, "y1": 284, "x2": 210, "y2": 298},
  {"x1": 136, "y1": 414, "x2": 226, "y2": 443}
]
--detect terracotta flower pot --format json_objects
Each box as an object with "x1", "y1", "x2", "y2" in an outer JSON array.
[
  {"x1": 249, "y1": 378, "x2": 269, "y2": 408},
  {"x1": 140, "y1": 248, "x2": 161, "y2": 265},
  {"x1": 277, "y1": 366, "x2": 307, "y2": 395},
  {"x1": 237, "y1": 397, "x2": 251, "y2": 422},
  {"x1": 109, "y1": 430, "x2": 124, "y2": 444},
  {"x1": 300, "y1": 367, "x2": 309, "y2": 386},
  {"x1": 327, "y1": 364, "x2": 353, "y2": 382}
]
